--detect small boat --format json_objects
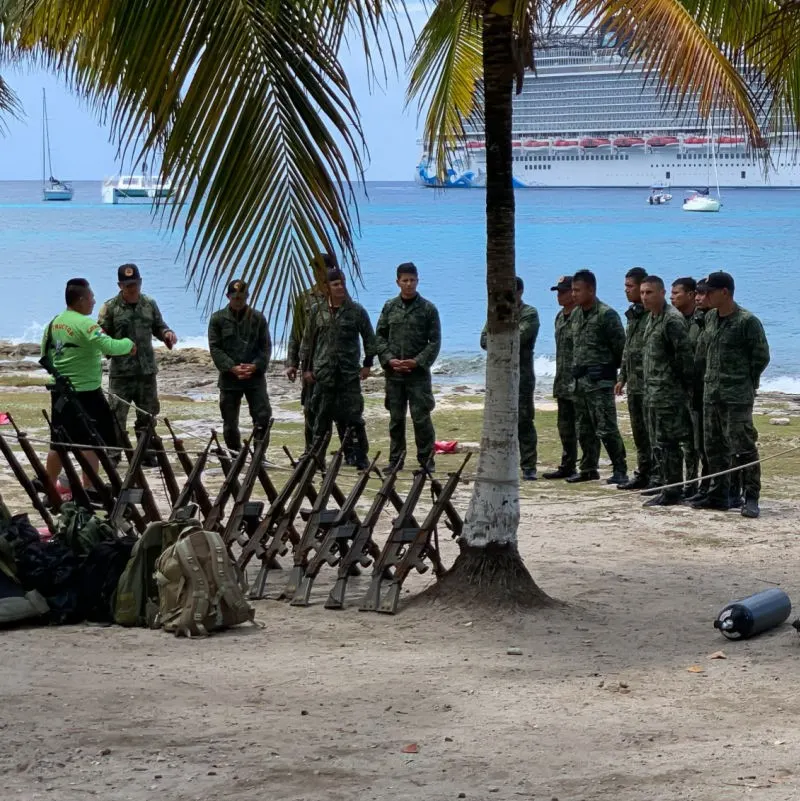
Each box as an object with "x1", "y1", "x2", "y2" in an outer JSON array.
[
  {"x1": 41, "y1": 89, "x2": 73, "y2": 202},
  {"x1": 647, "y1": 183, "x2": 672, "y2": 205},
  {"x1": 553, "y1": 138, "x2": 580, "y2": 150},
  {"x1": 717, "y1": 135, "x2": 745, "y2": 149},
  {"x1": 465, "y1": 141, "x2": 485, "y2": 151},
  {"x1": 522, "y1": 139, "x2": 550, "y2": 151},
  {"x1": 613, "y1": 136, "x2": 645, "y2": 148},
  {"x1": 580, "y1": 137, "x2": 611, "y2": 148},
  {"x1": 683, "y1": 187, "x2": 721, "y2": 212},
  {"x1": 683, "y1": 135, "x2": 708, "y2": 148},
  {"x1": 511, "y1": 140, "x2": 523, "y2": 152},
  {"x1": 647, "y1": 135, "x2": 679, "y2": 148},
  {"x1": 102, "y1": 169, "x2": 176, "y2": 204}
]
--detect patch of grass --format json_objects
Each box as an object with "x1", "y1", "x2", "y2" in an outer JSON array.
[{"x1": 0, "y1": 375, "x2": 48, "y2": 387}]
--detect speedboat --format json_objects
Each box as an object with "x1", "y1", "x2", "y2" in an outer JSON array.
[
  {"x1": 647, "y1": 183, "x2": 672, "y2": 205},
  {"x1": 683, "y1": 187, "x2": 721, "y2": 212},
  {"x1": 102, "y1": 173, "x2": 176, "y2": 204}
]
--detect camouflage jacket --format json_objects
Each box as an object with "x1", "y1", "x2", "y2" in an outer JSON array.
[
  {"x1": 208, "y1": 305, "x2": 271, "y2": 390},
  {"x1": 480, "y1": 303, "x2": 540, "y2": 381},
  {"x1": 618, "y1": 303, "x2": 648, "y2": 395},
  {"x1": 703, "y1": 304, "x2": 770, "y2": 404},
  {"x1": 570, "y1": 299, "x2": 626, "y2": 392},
  {"x1": 691, "y1": 310, "x2": 708, "y2": 409},
  {"x1": 285, "y1": 288, "x2": 324, "y2": 370},
  {"x1": 375, "y1": 293, "x2": 441, "y2": 379},
  {"x1": 553, "y1": 307, "x2": 576, "y2": 399},
  {"x1": 97, "y1": 294, "x2": 171, "y2": 376},
  {"x1": 301, "y1": 297, "x2": 376, "y2": 386},
  {"x1": 642, "y1": 304, "x2": 694, "y2": 407}
]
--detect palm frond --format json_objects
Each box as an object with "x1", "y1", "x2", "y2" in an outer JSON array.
[
  {"x1": 562, "y1": 0, "x2": 762, "y2": 145},
  {"x1": 2, "y1": 0, "x2": 399, "y2": 335},
  {"x1": 406, "y1": 0, "x2": 482, "y2": 181},
  {"x1": 0, "y1": 73, "x2": 21, "y2": 127}
]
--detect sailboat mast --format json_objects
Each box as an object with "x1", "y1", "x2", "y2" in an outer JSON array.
[
  {"x1": 41, "y1": 89, "x2": 46, "y2": 189},
  {"x1": 43, "y1": 89, "x2": 54, "y2": 182}
]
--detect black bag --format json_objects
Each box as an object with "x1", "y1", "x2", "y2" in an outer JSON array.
[
  {"x1": 16, "y1": 539, "x2": 82, "y2": 624},
  {"x1": 79, "y1": 537, "x2": 137, "y2": 623}
]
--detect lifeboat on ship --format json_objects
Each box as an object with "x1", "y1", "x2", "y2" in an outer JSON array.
[
  {"x1": 553, "y1": 139, "x2": 580, "y2": 150},
  {"x1": 579, "y1": 137, "x2": 611, "y2": 149},
  {"x1": 717, "y1": 135, "x2": 746, "y2": 149},
  {"x1": 465, "y1": 141, "x2": 485, "y2": 152},
  {"x1": 647, "y1": 136, "x2": 679, "y2": 148},
  {"x1": 522, "y1": 139, "x2": 550, "y2": 151},
  {"x1": 683, "y1": 136, "x2": 708, "y2": 148},
  {"x1": 613, "y1": 136, "x2": 645, "y2": 148},
  {"x1": 512, "y1": 140, "x2": 523, "y2": 152}
]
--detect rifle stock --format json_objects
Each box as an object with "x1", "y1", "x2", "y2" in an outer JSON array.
[
  {"x1": 164, "y1": 418, "x2": 212, "y2": 516},
  {"x1": 0, "y1": 434, "x2": 57, "y2": 533}
]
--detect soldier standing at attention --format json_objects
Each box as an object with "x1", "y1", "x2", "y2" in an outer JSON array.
[
  {"x1": 639, "y1": 275, "x2": 694, "y2": 507},
  {"x1": 480, "y1": 276, "x2": 539, "y2": 479},
  {"x1": 670, "y1": 276, "x2": 701, "y2": 491},
  {"x1": 542, "y1": 276, "x2": 580, "y2": 480},
  {"x1": 614, "y1": 267, "x2": 651, "y2": 490},
  {"x1": 568, "y1": 269, "x2": 628, "y2": 484},
  {"x1": 375, "y1": 262, "x2": 441, "y2": 471},
  {"x1": 302, "y1": 268, "x2": 376, "y2": 469},
  {"x1": 691, "y1": 271, "x2": 770, "y2": 518},
  {"x1": 98, "y1": 264, "x2": 177, "y2": 465},
  {"x1": 208, "y1": 279, "x2": 272, "y2": 452}
]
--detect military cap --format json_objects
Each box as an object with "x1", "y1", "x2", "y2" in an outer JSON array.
[
  {"x1": 550, "y1": 275, "x2": 573, "y2": 291},
  {"x1": 705, "y1": 271, "x2": 735, "y2": 293},
  {"x1": 227, "y1": 278, "x2": 248, "y2": 294},
  {"x1": 118, "y1": 263, "x2": 141, "y2": 284}
]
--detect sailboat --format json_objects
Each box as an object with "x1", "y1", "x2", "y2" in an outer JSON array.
[
  {"x1": 41, "y1": 89, "x2": 73, "y2": 202},
  {"x1": 683, "y1": 120, "x2": 721, "y2": 212}
]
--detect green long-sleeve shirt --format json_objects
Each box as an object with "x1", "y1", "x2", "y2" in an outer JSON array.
[
  {"x1": 553, "y1": 307, "x2": 576, "y2": 399},
  {"x1": 618, "y1": 302, "x2": 648, "y2": 394},
  {"x1": 642, "y1": 303, "x2": 694, "y2": 407},
  {"x1": 570, "y1": 299, "x2": 626, "y2": 392},
  {"x1": 703, "y1": 304, "x2": 770, "y2": 404},
  {"x1": 41, "y1": 309, "x2": 134, "y2": 392},
  {"x1": 375, "y1": 293, "x2": 441, "y2": 378},
  {"x1": 480, "y1": 303, "x2": 540, "y2": 379},
  {"x1": 208, "y1": 305, "x2": 271, "y2": 390}
]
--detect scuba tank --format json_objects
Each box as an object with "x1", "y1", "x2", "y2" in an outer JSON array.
[{"x1": 713, "y1": 588, "x2": 791, "y2": 640}]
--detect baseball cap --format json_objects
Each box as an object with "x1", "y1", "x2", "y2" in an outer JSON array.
[
  {"x1": 227, "y1": 279, "x2": 248, "y2": 295},
  {"x1": 550, "y1": 275, "x2": 573, "y2": 291},
  {"x1": 704, "y1": 271, "x2": 735, "y2": 293},
  {"x1": 118, "y1": 263, "x2": 141, "y2": 284}
]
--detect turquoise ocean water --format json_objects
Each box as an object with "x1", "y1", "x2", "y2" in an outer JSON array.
[{"x1": 2, "y1": 180, "x2": 798, "y2": 390}]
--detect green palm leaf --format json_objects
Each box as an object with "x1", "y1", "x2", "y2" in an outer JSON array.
[{"x1": 0, "y1": 74, "x2": 21, "y2": 126}]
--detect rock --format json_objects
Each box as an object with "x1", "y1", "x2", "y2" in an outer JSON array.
[
  {"x1": 100, "y1": 748, "x2": 112, "y2": 756},
  {"x1": 458, "y1": 794, "x2": 466, "y2": 799},
  {"x1": 770, "y1": 418, "x2": 791, "y2": 426},
  {"x1": 507, "y1": 647, "x2": 523, "y2": 656}
]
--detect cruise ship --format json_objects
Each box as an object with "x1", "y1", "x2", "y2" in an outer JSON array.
[{"x1": 415, "y1": 32, "x2": 800, "y2": 189}]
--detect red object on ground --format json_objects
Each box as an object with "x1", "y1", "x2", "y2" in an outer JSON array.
[
  {"x1": 401, "y1": 743, "x2": 419, "y2": 754},
  {"x1": 0, "y1": 412, "x2": 9, "y2": 425},
  {"x1": 434, "y1": 441, "x2": 458, "y2": 454},
  {"x1": 36, "y1": 527, "x2": 53, "y2": 542}
]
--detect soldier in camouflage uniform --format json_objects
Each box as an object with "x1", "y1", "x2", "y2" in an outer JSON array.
[
  {"x1": 301, "y1": 268, "x2": 375, "y2": 469},
  {"x1": 376, "y1": 263, "x2": 441, "y2": 470},
  {"x1": 543, "y1": 276, "x2": 581, "y2": 480},
  {"x1": 614, "y1": 267, "x2": 651, "y2": 490},
  {"x1": 98, "y1": 263, "x2": 177, "y2": 465},
  {"x1": 639, "y1": 276, "x2": 694, "y2": 506},
  {"x1": 481, "y1": 276, "x2": 539, "y2": 480},
  {"x1": 691, "y1": 271, "x2": 770, "y2": 518},
  {"x1": 208, "y1": 279, "x2": 272, "y2": 452},
  {"x1": 568, "y1": 269, "x2": 628, "y2": 484},
  {"x1": 284, "y1": 254, "x2": 357, "y2": 460},
  {"x1": 670, "y1": 277, "x2": 701, "y2": 491}
]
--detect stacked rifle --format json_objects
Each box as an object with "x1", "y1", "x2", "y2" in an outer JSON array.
[{"x1": 0, "y1": 415, "x2": 467, "y2": 614}]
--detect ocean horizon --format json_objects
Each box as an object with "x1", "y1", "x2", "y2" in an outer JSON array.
[{"x1": 3, "y1": 179, "x2": 800, "y2": 392}]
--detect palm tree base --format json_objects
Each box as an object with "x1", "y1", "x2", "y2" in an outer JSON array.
[{"x1": 421, "y1": 542, "x2": 552, "y2": 609}]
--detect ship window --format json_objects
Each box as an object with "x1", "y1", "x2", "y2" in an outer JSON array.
[
  {"x1": 548, "y1": 165, "x2": 551, "y2": 170},
  {"x1": 741, "y1": 170, "x2": 746, "y2": 179},
  {"x1": 666, "y1": 171, "x2": 671, "y2": 179}
]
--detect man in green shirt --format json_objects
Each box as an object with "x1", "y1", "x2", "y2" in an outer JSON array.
[
  {"x1": 98, "y1": 263, "x2": 177, "y2": 466},
  {"x1": 40, "y1": 278, "x2": 135, "y2": 488},
  {"x1": 480, "y1": 277, "x2": 539, "y2": 479},
  {"x1": 375, "y1": 263, "x2": 441, "y2": 471},
  {"x1": 208, "y1": 279, "x2": 272, "y2": 452}
]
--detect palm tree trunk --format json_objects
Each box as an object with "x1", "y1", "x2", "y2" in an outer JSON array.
[{"x1": 423, "y1": 1, "x2": 549, "y2": 608}]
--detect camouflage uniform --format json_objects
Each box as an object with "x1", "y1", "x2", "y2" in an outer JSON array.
[
  {"x1": 642, "y1": 305, "x2": 694, "y2": 499},
  {"x1": 691, "y1": 310, "x2": 711, "y2": 494},
  {"x1": 208, "y1": 305, "x2": 272, "y2": 451},
  {"x1": 97, "y1": 294, "x2": 172, "y2": 438},
  {"x1": 679, "y1": 309, "x2": 703, "y2": 486},
  {"x1": 376, "y1": 294, "x2": 441, "y2": 467},
  {"x1": 552, "y1": 307, "x2": 579, "y2": 473},
  {"x1": 618, "y1": 303, "x2": 651, "y2": 480},
  {"x1": 703, "y1": 305, "x2": 770, "y2": 504},
  {"x1": 301, "y1": 297, "x2": 376, "y2": 461},
  {"x1": 570, "y1": 299, "x2": 627, "y2": 475},
  {"x1": 481, "y1": 303, "x2": 539, "y2": 471}
]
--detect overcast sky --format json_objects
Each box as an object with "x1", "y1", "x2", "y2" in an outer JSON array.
[{"x1": 0, "y1": 5, "x2": 429, "y2": 182}]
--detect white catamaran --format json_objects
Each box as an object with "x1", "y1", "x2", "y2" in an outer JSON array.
[
  {"x1": 41, "y1": 89, "x2": 73, "y2": 202},
  {"x1": 416, "y1": 31, "x2": 800, "y2": 189}
]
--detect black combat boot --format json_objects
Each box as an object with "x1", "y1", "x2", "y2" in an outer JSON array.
[
  {"x1": 617, "y1": 473, "x2": 649, "y2": 490},
  {"x1": 565, "y1": 470, "x2": 600, "y2": 484},
  {"x1": 542, "y1": 466, "x2": 576, "y2": 480},
  {"x1": 606, "y1": 472, "x2": 629, "y2": 485},
  {"x1": 643, "y1": 492, "x2": 682, "y2": 508},
  {"x1": 741, "y1": 497, "x2": 760, "y2": 519}
]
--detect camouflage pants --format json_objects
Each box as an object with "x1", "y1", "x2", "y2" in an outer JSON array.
[
  {"x1": 311, "y1": 378, "x2": 368, "y2": 461},
  {"x1": 691, "y1": 407, "x2": 711, "y2": 495},
  {"x1": 109, "y1": 374, "x2": 159, "y2": 439},
  {"x1": 385, "y1": 374, "x2": 435, "y2": 467},
  {"x1": 555, "y1": 397, "x2": 578, "y2": 473},
  {"x1": 219, "y1": 379, "x2": 272, "y2": 452},
  {"x1": 301, "y1": 381, "x2": 358, "y2": 458},
  {"x1": 647, "y1": 405, "x2": 688, "y2": 498},
  {"x1": 681, "y1": 403, "x2": 699, "y2": 485},
  {"x1": 704, "y1": 401, "x2": 759, "y2": 502},
  {"x1": 627, "y1": 393, "x2": 652, "y2": 479},
  {"x1": 574, "y1": 388, "x2": 627, "y2": 474},
  {"x1": 518, "y1": 375, "x2": 538, "y2": 471}
]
